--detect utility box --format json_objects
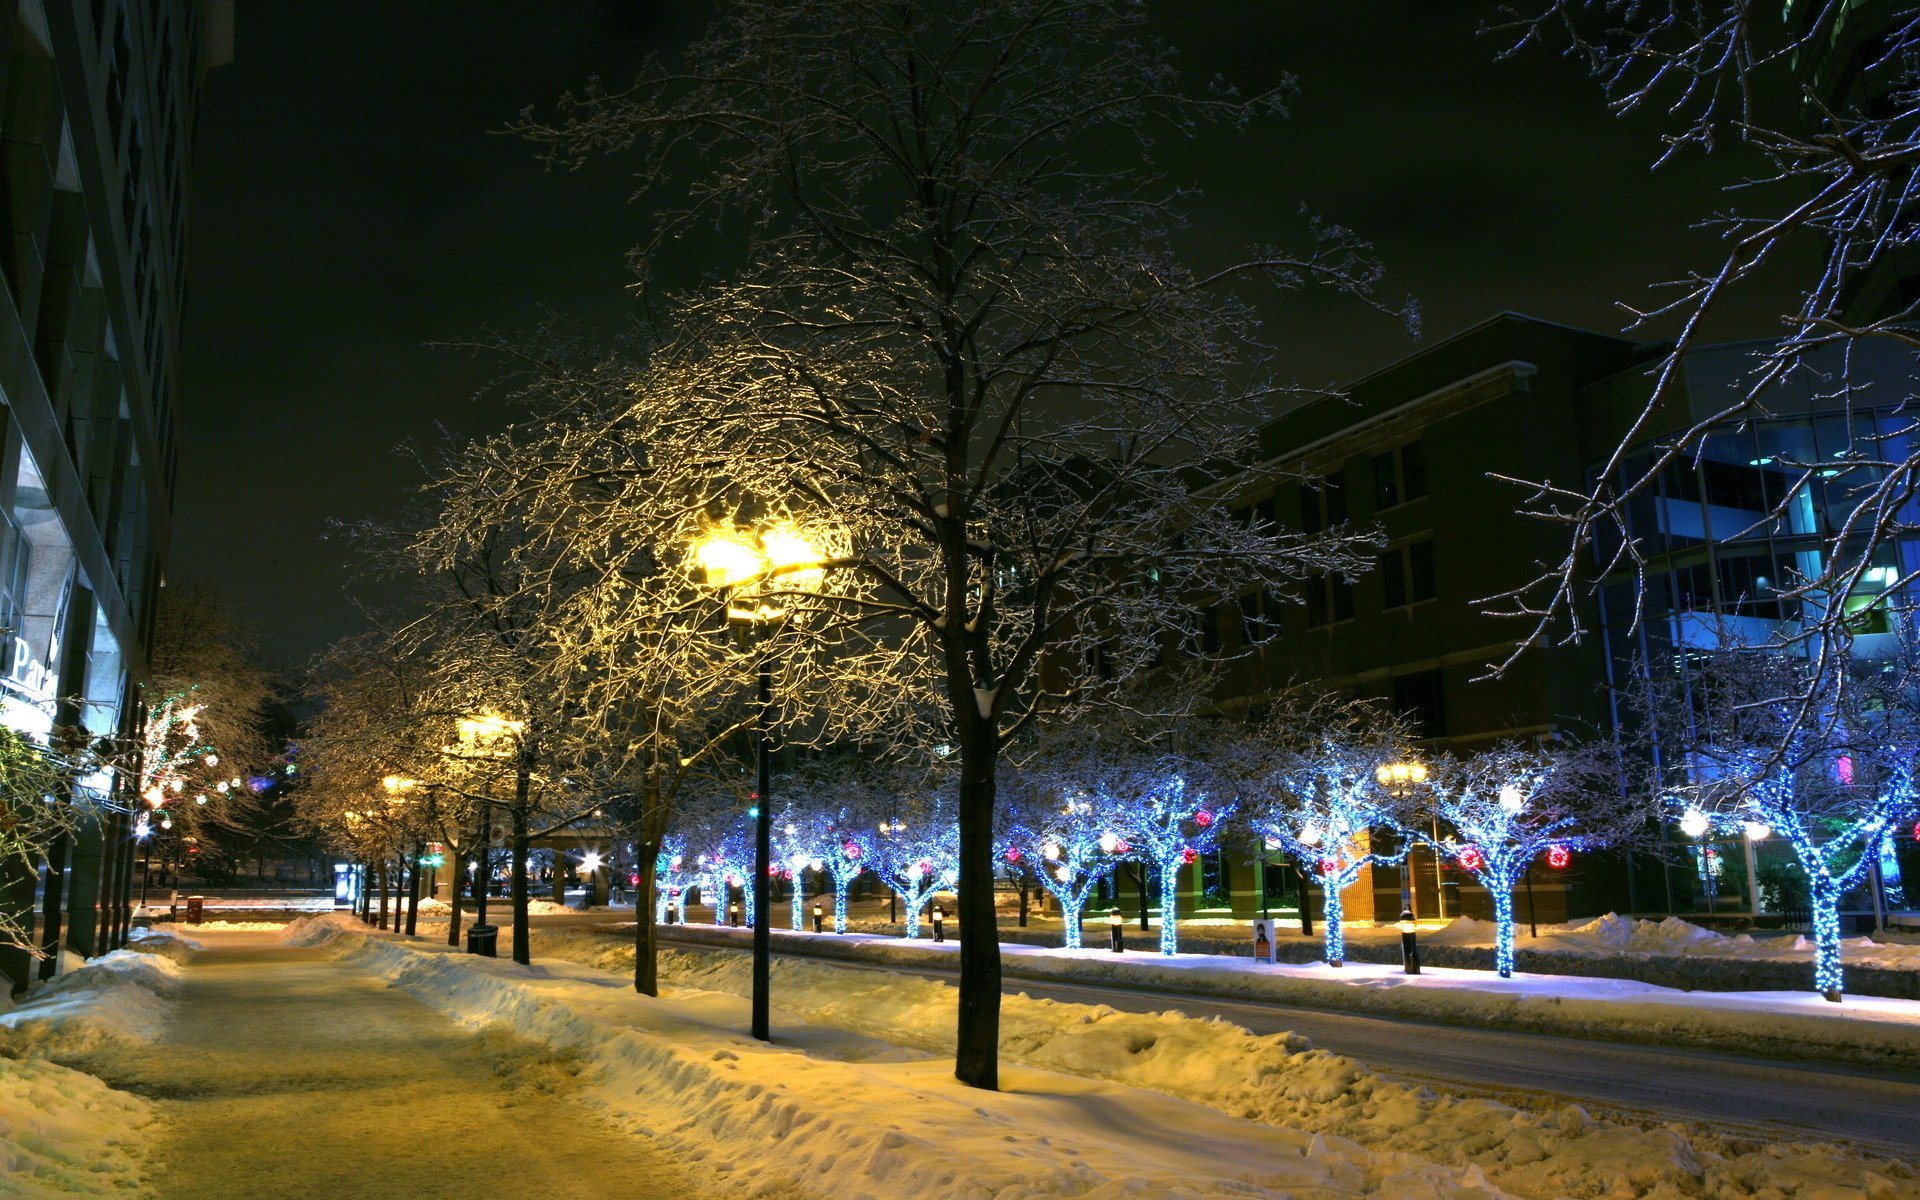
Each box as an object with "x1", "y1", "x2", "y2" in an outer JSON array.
[{"x1": 186, "y1": 896, "x2": 204, "y2": 925}]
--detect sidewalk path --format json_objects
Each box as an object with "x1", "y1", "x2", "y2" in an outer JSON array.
[{"x1": 83, "y1": 931, "x2": 691, "y2": 1200}]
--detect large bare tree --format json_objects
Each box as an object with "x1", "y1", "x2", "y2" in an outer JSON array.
[
  {"x1": 514, "y1": 0, "x2": 1412, "y2": 1088},
  {"x1": 1487, "y1": 2, "x2": 1920, "y2": 676}
]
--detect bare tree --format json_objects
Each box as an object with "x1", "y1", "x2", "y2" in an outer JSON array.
[
  {"x1": 515, "y1": 0, "x2": 1412, "y2": 1090},
  {"x1": 1486, "y1": 3, "x2": 1920, "y2": 680}
]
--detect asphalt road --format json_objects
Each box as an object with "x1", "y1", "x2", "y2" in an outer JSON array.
[{"x1": 660, "y1": 931, "x2": 1920, "y2": 1160}]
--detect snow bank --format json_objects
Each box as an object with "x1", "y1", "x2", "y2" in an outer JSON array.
[
  {"x1": 0, "y1": 1057, "x2": 150, "y2": 1197},
  {"x1": 288, "y1": 915, "x2": 1522, "y2": 1200},
  {"x1": 518, "y1": 932, "x2": 1920, "y2": 1200},
  {"x1": 0, "y1": 941, "x2": 188, "y2": 1058}
]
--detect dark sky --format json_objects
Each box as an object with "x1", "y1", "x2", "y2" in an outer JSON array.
[{"x1": 173, "y1": 2, "x2": 1782, "y2": 671}]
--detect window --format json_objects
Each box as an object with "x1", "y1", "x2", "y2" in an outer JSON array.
[
  {"x1": 1372, "y1": 442, "x2": 1427, "y2": 511},
  {"x1": 1200, "y1": 603, "x2": 1223, "y2": 655},
  {"x1": 1239, "y1": 588, "x2": 1281, "y2": 643},
  {"x1": 1305, "y1": 574, "x2": 1354, "y2": 628},
  {"x1": 1298, "y1": 471, "x2": 1346, "y2": 534},
  {"x1": 1391, "y1": 669, "x2": 1447, "y2": 738},
  {"x1": 1379, "y1": 540, "x2": 1437, "y2": 609},
  {"x1": 1201, "y1": 851, "x2": 1229, "y2": 904}
]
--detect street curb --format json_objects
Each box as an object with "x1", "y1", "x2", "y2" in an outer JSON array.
[{"x1": 648, "y1": 923, "x2": 1920, "y2": 1071}]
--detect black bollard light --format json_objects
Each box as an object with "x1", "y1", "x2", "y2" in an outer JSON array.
[
  {"x1": 931, "y1": 904, "x2": 946, "y2": 942},
  {"x1": 728, "y1": 900, "x2": 742, "y2": 928},
  {"x1": 665, "y1": 898, "x2": 677, "y2": 926},
  {"x1": 1109, "y1": 908, "x2": 1124, "y2": 953},
  {"x1": 812, "y1": 901, "x2": 824, "y2": 934},
  {"x1": 1398, "y1": 908, "x2": 1421, "y2": 975}
]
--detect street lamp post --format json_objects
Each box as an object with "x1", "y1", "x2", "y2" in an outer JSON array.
[
  {"x1": 1376, "y1": 760, "x2": 1428, "y2": 976},
  {"x1": 692, "y1": 520, "x2": 827, "y2": 1043}
]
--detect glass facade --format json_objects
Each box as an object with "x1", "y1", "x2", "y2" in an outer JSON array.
[{"x1": 1600, "y1": 409, "x2": 1920, "y2": 916}]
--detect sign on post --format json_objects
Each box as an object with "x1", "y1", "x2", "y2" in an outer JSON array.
[{"x1": 1250, "y1": 917, "x2": 1279, "y2": 965}]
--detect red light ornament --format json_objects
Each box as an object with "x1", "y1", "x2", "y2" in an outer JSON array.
[
  {"x1": 1546, "y1": 845, "x2": 1571, "y2": 869},
  {"x1": 1194, "y1": 810, "x2": 1214, "y2": 828},
  {"x1": 1456, "y1": 846, "x2": 1485, "y2": 872},
  {"x1": 1004, "y1": 847, "x2": 1023, "y2": 864},
  {"x1": 1180, "y1": 848, "x2": 1198, "y2": 866}
]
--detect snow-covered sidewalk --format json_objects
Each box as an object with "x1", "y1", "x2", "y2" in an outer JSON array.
[
  {"x1": 653, "y1": 923, "x2": 1920, "y2": 1068},
  {"x1": 326, "y1": 916, "x2": 1920, "y2": 1199}
]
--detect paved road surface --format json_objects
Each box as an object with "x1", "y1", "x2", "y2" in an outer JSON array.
[
  {"x1": 76, "y1": 932, "x2": 692, "y2": 1200},
  {"x1": 662, "y1": 931, "x2": 1920, "y2": 1159}
]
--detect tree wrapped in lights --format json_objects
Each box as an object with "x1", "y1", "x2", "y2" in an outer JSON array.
[
  {"x1": 653, "y1": 838, "x2": 688, "y2": 923},
  {"x1": 1241, "y1": 699, "x2": 1417, "y2": 967},
  {"x1": 1110, "y1": 775, "x2": 1228, "y2": 956},
  {"x1": 1424, "y1": 740, "x2": 1629, "y2": 978},
  {"x1": 1003, "y1": 779, "x2": 1132, "y2": 950},
  {"x1": 873, "y1": 795, "x2": 960, "y2": 939},
  {"x1": 775, "y1": 807, "x2": 842, "y2": 932},
  {"x1": 1638, "y1": 649, "x2": 1920, "y2": 1001}
]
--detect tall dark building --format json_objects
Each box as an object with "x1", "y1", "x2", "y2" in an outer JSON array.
[{"x1": 0, "y1": 0, "x2": 230, "y2": 992}]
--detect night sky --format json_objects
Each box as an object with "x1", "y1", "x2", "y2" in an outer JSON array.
[{"x1": 172, "y1": 2, "x2": 1788, "y2": 672}]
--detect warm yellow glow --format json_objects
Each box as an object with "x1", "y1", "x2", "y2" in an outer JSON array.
[
  {"x1": 457, "y1": 712, "x2": 524, "y2": 744},
  {"x1": 382, "y1": 775, "x2": 419, "y2": 794},
  {"x1": 690, "y1": 528, "x2": 765, "y2": 588},
  {"x1": 759, "y1": 523, "x2": 825, "y2": 592}
]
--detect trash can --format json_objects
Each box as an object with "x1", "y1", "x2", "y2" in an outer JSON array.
[
  {"x1": 466, "y1": 923, "x2": 498, "y2": 958},
  {"x1": 186, "y1": 896, "x2": 204, "y2": 925}
]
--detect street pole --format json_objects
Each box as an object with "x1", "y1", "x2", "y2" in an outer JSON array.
[
  {"x1": 473, "y1": 805, "x2": 491, "y2": 934},
  {"x1": 752, "y1": 655, "x2": 773, "y2": 1042}
]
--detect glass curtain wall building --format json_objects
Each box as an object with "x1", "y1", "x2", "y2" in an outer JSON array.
[{"x1": 0, "y1": 0, "x2": 229, "y2": 994}]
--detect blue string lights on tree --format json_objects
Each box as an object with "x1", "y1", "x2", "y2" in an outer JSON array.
[
  {"x1": 1426, "y1": 742, "x2": 1626, "y2": 978},
  {"x1": 1251, "y1": 731, "x2": 1416, "y2": 968},
  {"x1": 824, "y1": 827, "x2": 870, "y2": 934},
  {"x1": 1006, "y1": 790, "x2": 1131, "y2": 949},
  {"x1": 1648, "y1": 648, "x2": 1920, "y2": 1002},
  {"x1": 874, "y1": 799, "x2": 959, "y2": 939},
  {"x1": 775, "y1": 807, "x2": 845, "y2": 931},
  {"x1": 1112, "y1": 775, "x2": 1228, "y2": 955}
]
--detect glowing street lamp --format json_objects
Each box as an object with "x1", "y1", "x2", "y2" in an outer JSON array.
[
  {"x1": 690, "y1": 518, "x2": 829, "y2": 1043},
  {"x1": 1375, "y1": 759, "x2": 1431, "y2": 961}
]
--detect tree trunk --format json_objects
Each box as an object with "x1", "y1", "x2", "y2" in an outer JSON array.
[
  {"x1": 1492, "y1": 885, "x2": 1516, "y2": 978},
  {"x1": 447, "y1": 851, "x2": 465, "y2": 947},
  {"x1": 1135, "y1": 863, "x2": 1150, "y2": 930},
  {"x1": 953, "y1": 721, "x2": 1001, "y2": 1091},
  {"x1": 1157, "y1": 862, "x2": 1179, "y2": 956},
  {"x1": 1322, "y1": 875, "x2": 1344, "y2": 967},
  {"x1": 1811, "y1": 874, "x2": 1844, "y2": 1000},
  {"x1": 1017, "y1": 881, "x2": 1029, "y2": 927},
  {"x1": 633, "y1": 781, "x2": 664, "y2": 996},
  {"x1": 405, "y1": 843, "x2": 422, "y2": 936},
  {"x1": 377, "y1": 860, "x2": 390, "y2": 931},
  {"x1": 1060, "y1": 897, "x2": 1082, "y2": 950},
  {"x1": 833, "y1": 877, "x2": 850, "y2": 933},
  {"x1": 511, "y1": 810, "x2": 531, "y2": 967}
]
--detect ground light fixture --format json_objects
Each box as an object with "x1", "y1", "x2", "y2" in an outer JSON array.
[
  {"x1": 812, "y1": 901, "x2": 824, "y2": 933},
  {"x1": 1109, "y1": 908, "x2": 1125, "y2": 953},
  {"x1": 1397, "y1": 908, "x2": 1421, "y2": 974},
  {"x1": 931, "y1": 903, "x2": 946, "y2": 942}
]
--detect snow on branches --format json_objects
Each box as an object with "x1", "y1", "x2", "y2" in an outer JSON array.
[
  {"x1": 1635, "y1": 647, "x2": 1920, "y2": 999},
  {"x1": 1424, "y1": 741, "x2": 1629, "y2": 977}
]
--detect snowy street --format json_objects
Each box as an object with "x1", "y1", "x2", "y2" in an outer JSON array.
[{"x1": 53, "y1": 930, "x2": 696, "y2": 1200}]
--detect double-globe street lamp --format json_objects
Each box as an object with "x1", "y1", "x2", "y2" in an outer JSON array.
[
  {"x1": 691, "y1": 519, "x2": 828, "y2": 1043},
  {"x1": 1375, "y1": 759, "x2": 1428, "y2": 974}
]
